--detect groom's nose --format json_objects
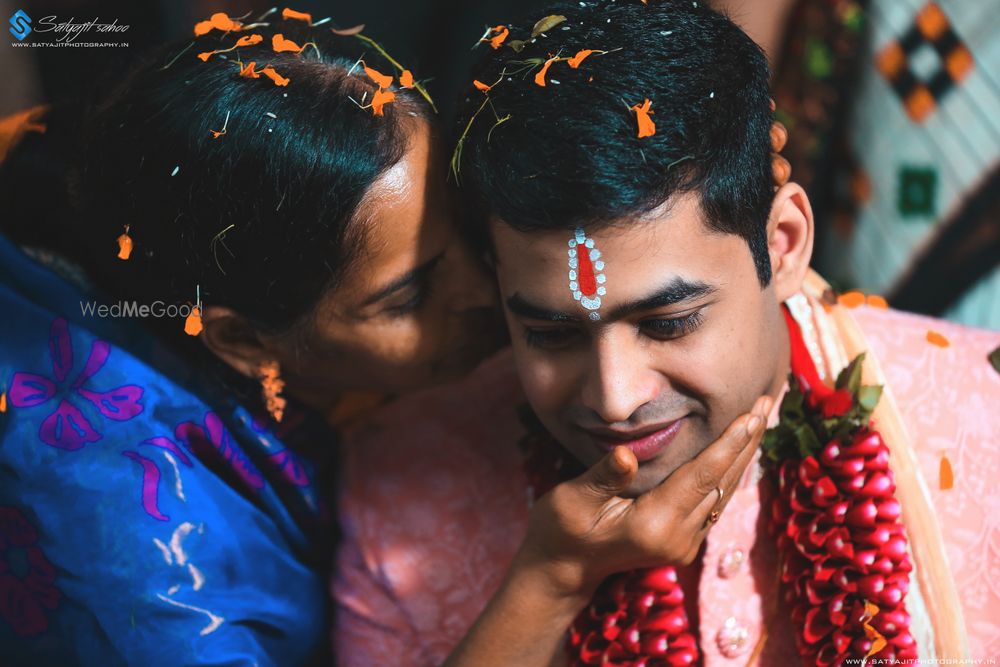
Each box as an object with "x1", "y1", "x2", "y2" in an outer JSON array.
[{"x1": 580, "y1": 329, "x2": 660, "y2": 424}]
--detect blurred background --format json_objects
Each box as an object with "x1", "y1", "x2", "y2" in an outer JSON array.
[{"x1": 2, "y1": 0, "x2": 997, "y2": 329}]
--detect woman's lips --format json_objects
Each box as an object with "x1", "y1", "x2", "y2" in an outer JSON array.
[{"x1": 589, "y1": 418, "x2": 685, "y2": 463}]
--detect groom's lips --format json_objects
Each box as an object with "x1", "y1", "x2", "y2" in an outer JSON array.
[{"x1": 585, "y1": 418, "x2": 686, "y2": 463}]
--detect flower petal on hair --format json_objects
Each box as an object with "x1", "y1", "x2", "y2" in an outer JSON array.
[
  {"x1": 488, "y1": 26, "x2": 509, "y2": 50},
  {"x1": 235, "y1": 34, "x2": 263, "y2": 47},
  {"x1": 534, "y1": 56, "x2": 558, "y2": 87},
  {"x1": 282, "y1": 7, "x2": 312, "y2": 23},
  {"x1": 260, "y1": 66, "x2": 290, "y2": 86},
  {"x1": 240, "y1": 61, "x2": 261, "y2": 78},
  {"x1": 370, "y1": 89, "x2": 396, "y2": 116},
  {"x1": 630, "y1": 98, "x2": 656, "y2": 138},
  {"x1": 364, "y1": 66, "x2": 393, "y2": 89},
  {"x1": 567, "y1": 49, "x2": 594, "y2": 68},
  {"x1": 272, "y1": 33, "x2": 304, "y2": 54}
]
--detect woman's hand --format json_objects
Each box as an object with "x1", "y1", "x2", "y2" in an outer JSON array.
[
  {"x1": 444, "y1": 394, "x2": 773, "y2": 667},
  {"x1": 513, "y1": 394, "x2": 773, "y2": 602}
]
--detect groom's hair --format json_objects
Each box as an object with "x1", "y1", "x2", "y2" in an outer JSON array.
[{"x1": 456, "y1": 0, "x2": 774, "y2": 285}]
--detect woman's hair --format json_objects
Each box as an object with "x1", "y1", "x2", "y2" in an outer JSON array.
[{"x1": 2, "y1": 16, "x2": 427, "y2": 337}]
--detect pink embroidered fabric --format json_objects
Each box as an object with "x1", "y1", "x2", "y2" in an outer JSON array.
[{"x1": 332, "y1": 305, "x2": 1000, "y2": 666}]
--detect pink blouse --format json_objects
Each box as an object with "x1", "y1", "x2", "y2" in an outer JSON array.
[{"x1": 333, "y1": 304, "x2": 1000, "y2": 665}]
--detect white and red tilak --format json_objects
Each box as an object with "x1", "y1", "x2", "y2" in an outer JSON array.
[{"x1": 568, "y1": 227, "x2": 606, "y2": 321}]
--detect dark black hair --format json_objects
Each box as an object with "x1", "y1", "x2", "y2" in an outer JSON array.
[
  {"x1": 455, "y1": 0, "x2": 774, "y2": 284},
  {"x1": 2, "y1": 17, "x2": 427, "y2": 336}
]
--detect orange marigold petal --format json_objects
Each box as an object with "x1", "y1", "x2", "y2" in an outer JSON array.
[
  {"x1": 837, "y1": 290, "x2": 866, "y2": 308},
  {"x1": 926, "y1": 330, "x2": 950, "y2": 348},
  {"x1": 473, "y1": 79, "x2": 492, "y2": 92},
  {"x1": 939, "y1": 454, "x2": 954, "y2": 490},
  {"x1": 489, "y1": 26, "x2": 509, "y2": 49},
  {"x1": 116, "y1": 232, "x2": 133, "y2": 260},
  {"x1": 260, "y1": 66, "x2": 290, "y2": 86},
  {"x1": 534, "y1": 57, "x2": 557, "y2": 87},
  {"x1": 866, "y1": 294, "x2": 889, "y2": 309},
  {"x1": 0, "y1": 391, "x2": 6, "y2": 413},
  {"x1": 240, "y1": 61, "x2": 260, "y2": 78},
  {"x1": 194, "y1": 19, "x2": 214, "y2": 36},
  {"x1": 272, "y1": 33, "x2": 304, "y2": 54},
  {"x1": 630, "y1": 98, "x2": 656, "y2": 138},
  {"x1": 364, "y1": 66, "x2": 393, "y2": 89},
  {"x1": 370, "y1": 89, "x2": 396, "y2": 116},
  {"x1": 210, "y1": 12, "x2": 241, "y2": 31},
  {"x1": 282, "y1": 7, "x2": 313, "y2": 23},
  {"x1": 235, "y1": 34, "x2": 263, "y2": 47},
  {"x1": 567, "y1": 49, "x2": 594, "y2": 68},
  {"x1": 184, "y1": 306, "x2": 204, "y2": 336},
  {"x1": 399, "y1": 69, "x2": 415, "y2": 88}
]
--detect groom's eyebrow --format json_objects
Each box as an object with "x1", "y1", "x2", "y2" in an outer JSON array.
[
  {"x1": 506, "y1": 294, "x2": 580, "y2": 322},
  {"x1": 506, "y1": 277, "x2": 716, "y2": 323},
  {"x1": 606, "y1": 278, "x2": 716, "y2": 320}
]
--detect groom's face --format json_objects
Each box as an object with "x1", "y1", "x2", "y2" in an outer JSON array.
[{"x1": 493, "y1": 193, "x2": 787, "y2": 496}]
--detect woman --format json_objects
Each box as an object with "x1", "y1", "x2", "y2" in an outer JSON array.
[{"x1": 0, "y1": 12, "x2": 499, "y2": 666}]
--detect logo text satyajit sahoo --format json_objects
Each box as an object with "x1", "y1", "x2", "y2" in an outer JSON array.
[{"x1": 9, "y1": 10, "x2": 130, "y2": 43}]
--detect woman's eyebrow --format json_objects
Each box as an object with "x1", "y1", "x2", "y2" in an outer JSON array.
[{"x1": 362, "y1": 253, "x2": 444, "y2": 306}]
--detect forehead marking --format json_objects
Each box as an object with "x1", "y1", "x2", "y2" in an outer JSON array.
[{"x1": 568, "y1": 227, "x2": 606, "y2": 321}]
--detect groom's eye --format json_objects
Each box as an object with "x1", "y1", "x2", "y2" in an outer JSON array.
[{"x1": 639, "y1": 310, "x2": 705, "y2": 340}]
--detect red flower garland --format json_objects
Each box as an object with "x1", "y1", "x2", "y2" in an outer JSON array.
[
  {"x1": 763, "y1": 308, "x2": 917, "y2": 665},
  {"x1": 518, "y1": 307, "x2": 918, "y2": 667}
]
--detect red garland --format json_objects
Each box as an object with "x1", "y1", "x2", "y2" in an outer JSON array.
[{"x1": 764, "y1": 308, "x2": 918, "y2": 665}]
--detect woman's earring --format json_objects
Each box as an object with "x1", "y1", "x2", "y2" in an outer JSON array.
[{"x1": 258, "y1": 360, "x2": 286, "y2": 423}]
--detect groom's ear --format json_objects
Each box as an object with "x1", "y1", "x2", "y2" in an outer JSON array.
[{"x1": 765, "y1": 182, "x2": 814, "y2": 301}]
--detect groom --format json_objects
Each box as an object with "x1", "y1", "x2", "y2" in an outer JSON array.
[{"x1": 333, "y1": 2, "x2": 1000, "y2": 666}]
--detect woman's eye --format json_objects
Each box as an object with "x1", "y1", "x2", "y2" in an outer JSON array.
[
  {"x1": 385, "y1": 281, "x2": 435, "y2": 316},
  {"x1": 386, "y1": 292, "x2": 424, "y2": 315},
  {"x1": 640, "y1": 311, "x2": 704, "y2": 340},
  {"x1": 522, "y1": 326, "x2": 579, "y2": 350}
]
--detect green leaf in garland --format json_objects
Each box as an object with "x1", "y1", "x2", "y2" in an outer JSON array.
[
  {"x1": 794, "y1": 423, "x2": 821, "y2": 457},
  {"x1": 836, "y1": 353, "x2": 866, "y2": 394},
  {"x1": 779, "y1": 385, "x2": 806, "y2": 425},
  {"x1": 858, "y1": 384, "x2": 883, "y2": 412},
  {"x1": 989, "y1": 346, "x2": 1000, "y2": 375}
]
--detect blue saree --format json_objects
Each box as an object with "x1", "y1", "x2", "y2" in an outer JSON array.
[{"x1": 0, "y1": 231, "x2": 337, "y2": 666}]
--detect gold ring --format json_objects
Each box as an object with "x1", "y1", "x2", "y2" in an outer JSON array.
[{"x1": 704, "y1": 487, "x2": 725, "y2": 527}]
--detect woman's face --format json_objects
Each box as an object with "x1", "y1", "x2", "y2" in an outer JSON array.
[{"x1": 273, "y1": 119, "x2": 504, "y2": 406}]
